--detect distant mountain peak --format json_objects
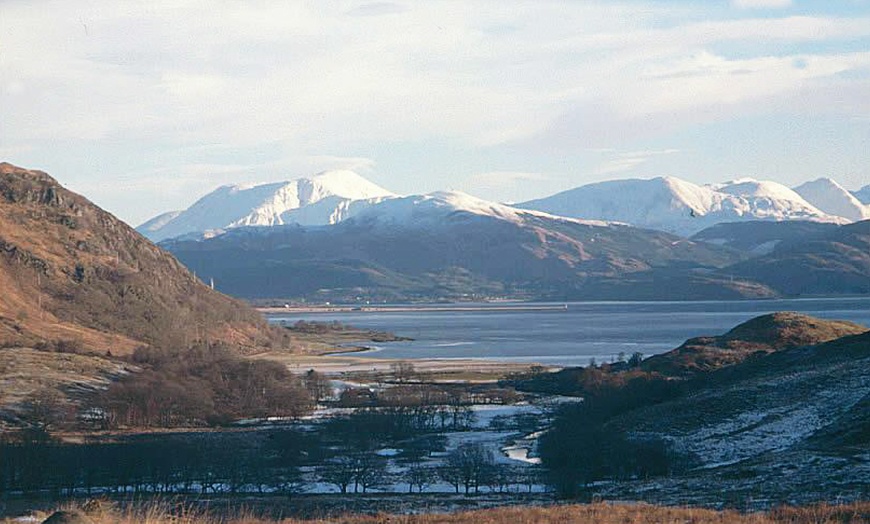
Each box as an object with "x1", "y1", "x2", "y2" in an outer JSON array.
[
  {"x1": 137, "y1": 170, "x2": 395, "y2": 241},
  {"x1": 519, "y1": 175, "x2": 845, "y2": 236},
  {"x1": 794, "y1": 177, "x2": 870, "y2": 222}
]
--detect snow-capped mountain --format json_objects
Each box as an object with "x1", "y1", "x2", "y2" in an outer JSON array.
[
  {"x1": 348, "y1": 190, "x2": 610, "y2": 230},
  {"x1": 138, "y1": 170, "x2": 394, "y2": 241},
  {"x1": 137, "y1": 210, "x2": 182, "y2": 236},
  {"x1": 851, "y1": 184, "x2": 870, "y2": 205},
  {"x1": 794, "y1": 178, "x2": 870, "y2": 222},
  {"x1": 517, "y1": 176, "x2": 845, "y2": 236},
  {"x1": 165, "y1": 188, "x2": 748, "y2": 302}
]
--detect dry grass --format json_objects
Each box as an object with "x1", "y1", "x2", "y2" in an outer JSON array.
[
  {"x1": 9, "y1": 500, "x2": 869, "y2": 524},
  {"x1": 0, "y1": 347, "x2": 133, "y2": 426}
]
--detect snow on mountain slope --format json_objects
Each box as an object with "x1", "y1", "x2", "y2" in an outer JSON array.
[
  {"x1": 349, "y1": 190, "x2": 611, "y2": 229},
  {"x1": 854, "y1": 185, "x2": 870, "y2": 205},
  {"x1": 794, "y1": 178, "x2": 870, "y2": 222},
  {"x1": 137, "y1": 210, "x2": 182, "y2": 235},
  {"x1": 518, "y1": 176, "x2": 845, "y2": 236},
  {"x1": 138, "y1": 170, "x2": 394, "y2": 241}
]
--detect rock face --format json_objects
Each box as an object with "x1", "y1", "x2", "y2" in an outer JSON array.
[
  {"x1": 0, "y1": 163, "x2": 281, "y2": 355},
  {"x1": 42, "y1": 511, "x2": 94, "y2": 524}
]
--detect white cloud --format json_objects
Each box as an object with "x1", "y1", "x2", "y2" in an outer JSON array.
[
  {"x1": 594, "y1": 149, "x2": 681, "y2": 176},
  {"x1": 732, "y1": 0, "x2": 793, "y2": 9},
  {"x1": 1, "y1": 2, "x2": 868, "y2": 222}
]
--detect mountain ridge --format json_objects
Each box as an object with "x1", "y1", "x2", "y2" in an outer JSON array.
[
  {"x1": 139, "y1": 172, "x2": 867, "y2": 242},
  {"x1": 163, "y1": 191, "x2": 758, "y2": 302},
  {"x1": 517, "y1": 176, "x2": 845, "y2": 236}
]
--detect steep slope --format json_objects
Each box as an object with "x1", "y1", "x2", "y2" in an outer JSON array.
[
  {"x1": 0, "y1": 163, "x2": 280, "y2": 355},
  {"x1": 691, "y1": 220, "x2": 838, "y2": 255},
  {"x1": 518, "y1": 176, "x2": 843, "y2": 237},
  {"x1": 163, "y1": 191, "x2": 757, "y2": 302},
  {"x1": 724, "y1": 220, "x2": 870, "y2": 296},
  {"x1": 138, "y1": 170, "x2": 395, "y2": 241},
  {"x1": 794, "y1": 177, "x2": 870, "y2": 222}
]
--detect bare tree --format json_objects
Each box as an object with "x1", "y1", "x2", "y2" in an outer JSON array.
[
  {"x1": 405, "y1": 464, "x2": 434, "y2": 493},
  {"x1": 319, "y1": 457, "x2": 356, "y2": 494},
  {"x1": 390, "y1": 361, "x2": 416, "y2": 383},
  {"x1": 304, "y1": 369, "x2": 332, "y2": 402},
  {"x1": 442, "y1": 443, "x2": 495, "y2": 494}
]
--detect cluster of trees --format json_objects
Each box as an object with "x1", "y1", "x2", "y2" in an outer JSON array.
[
  {"x1": 0, "y1": 430, "x2": 314, "y2": 496},
  {"x1": 94, "y1": 343, "x2": 314, "y2": 428},
  {"x1": 0, "y1": 430, "x2": 542, "y2": 497},
  {"x1": 317, "y1": 443, "x2": 541, "y2": 495},
  {"x1": 537, "y1": 372, "x2": 691, "y2": 497}
]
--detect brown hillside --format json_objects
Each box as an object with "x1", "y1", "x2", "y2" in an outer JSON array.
[
  {"x1": 0, "y1": 163, "x2": 282, "y2": 356},
  {"x1": 641, "y1": 312, "x2": 867, "y2": 377}
]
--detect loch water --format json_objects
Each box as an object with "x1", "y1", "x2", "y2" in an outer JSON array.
[{"x1": 268, "y1": 297, "x2": 870, "y2": 367}]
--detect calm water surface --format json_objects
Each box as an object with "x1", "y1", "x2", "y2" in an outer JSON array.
[{"x1": 267, "y1": 297, "x2": 870, "y2": 367}]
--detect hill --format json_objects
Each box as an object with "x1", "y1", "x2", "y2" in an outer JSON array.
[
  {"x1": 640, "y1": 312, "x2": 867, "y2": 377},
  {"x1": 0, "y1": 162, "x2": 281, "y2": 355},
  {"x1": 724, "y1": 220, "x2": 870, "y2": 296},
  {"x1": 690, "y1": 220, "x2": 838, "y2": 255},
  {"x1": 163, "y1": 191, "x2": 755, "y2": 302},
  {"x1": 538, "y1": 313, "x2": 870, "y2": 506}
]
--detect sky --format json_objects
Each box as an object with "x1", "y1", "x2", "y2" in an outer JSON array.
[{"x1": 2, "y1": 0, "x2": 869, "y2": 226}]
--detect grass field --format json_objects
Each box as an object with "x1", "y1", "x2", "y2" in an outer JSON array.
[{"x1": 12, "y1": 500, "x2": 870, "y2": 524}]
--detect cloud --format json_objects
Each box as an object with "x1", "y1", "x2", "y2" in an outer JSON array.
[
  {"x1": 2, "y1": 2, "x2": 869, "y2": 222},
  {"x1": 595, "y1": 150, "x2": 680, "y2": 176},
  {"x1": 468, "y1": 171, "x2": 549, "y2": 186},
  {"x1": 732, "y1": 0, "x2": 793, "y2": 9}
]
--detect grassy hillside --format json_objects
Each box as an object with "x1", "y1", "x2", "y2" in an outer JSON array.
[{"x1": 0, "y1": 163, "x2": 284, "y2": 355}]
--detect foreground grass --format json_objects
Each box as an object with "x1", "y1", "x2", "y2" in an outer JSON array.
[{"x1": 11, "y1": 500, "x2": 870, "y2": 524}]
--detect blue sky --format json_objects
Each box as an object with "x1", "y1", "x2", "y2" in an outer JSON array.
[{"x1": 2, "y1": 0, "x2": 869, "y2": 225}]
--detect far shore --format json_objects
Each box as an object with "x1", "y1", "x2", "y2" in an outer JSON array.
[
  {"x1": 250, "y1": 351, "x2": 557, "y2": 380},
  {"x1": 258, "y1": 304, "x2": 569, "y2": 314}
]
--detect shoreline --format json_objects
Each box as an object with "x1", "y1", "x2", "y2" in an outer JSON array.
[
  {"x1": 250, "y1": 351, "x2": 557, "y2": 378},
  {"x1": 259, "y1": 304, "x2": 569, "y2": 314}
]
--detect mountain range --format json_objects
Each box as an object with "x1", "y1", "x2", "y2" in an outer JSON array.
[
  {"x1": 137, "y1": 169, "x2": 867, "y2": 302},
  {"x1": 139, "y1": 173, "x2": 868, "y2": 241},
  {"x1": 164, "y1": 189, "x2": 776, "y2": 302}
]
